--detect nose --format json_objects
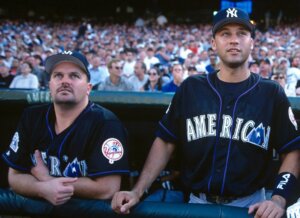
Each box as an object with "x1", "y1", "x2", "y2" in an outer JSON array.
[
  {"x1": 60, "y1": 75, "x2": 71, "y2": 84},
  {"x1": 229, "y1": 34, "x2": 239, "y2": 44}
]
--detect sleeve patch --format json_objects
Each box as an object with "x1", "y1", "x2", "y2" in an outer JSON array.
[
  {"x1": 9, "y1": 132, "x2": 20, "y2": 153},
  {"x1": 101, "y1": 138, "x2": 124, "y2": 164}
]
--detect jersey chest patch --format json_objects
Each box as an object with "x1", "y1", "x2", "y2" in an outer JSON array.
[{"x1": 101, "y1": 138, "x2": 124, "y2": 164}]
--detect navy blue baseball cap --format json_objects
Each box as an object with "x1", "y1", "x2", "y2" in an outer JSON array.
[
  {"x1": 212, "y1": 7, "x2": 255, "y2": 38},
  {"x1": 45, "y1": 51, "x2": 90, "y2": 81}
]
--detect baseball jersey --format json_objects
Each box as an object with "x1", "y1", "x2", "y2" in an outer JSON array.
[
  {"x1": 157, "y1": 72, "x2": 300, "y2": 197},
  {"x1": 2, "y1": 101, "x2": 129, "y2": 178}
]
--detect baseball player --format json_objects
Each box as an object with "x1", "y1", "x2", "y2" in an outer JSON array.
[
  {"x1": 1, "y1": 51, "x2": 129, "y2": 215},
  {"x1": 111, "y1": 8, "x2": 300, "y2": 218}
]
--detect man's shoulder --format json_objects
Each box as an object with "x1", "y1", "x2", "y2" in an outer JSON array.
[
  {"x1": 89, "y1": 103, "x2": 119, "y2": 121},
  {"x1": 20, "y1": 104, "x2": 50, "y2": 122},
  {"x1": 24, "y1": 103, "x2": 50, "y2": 114}
]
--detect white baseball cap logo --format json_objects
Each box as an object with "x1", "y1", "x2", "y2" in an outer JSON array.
[{"x1": 226, "y1": 8, "x2": 238, "y2": 18}]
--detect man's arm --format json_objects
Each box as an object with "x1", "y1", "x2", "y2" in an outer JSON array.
[
  {"x1": 73, "y1": 175, "x2": 121, "y2": 199},
  {"x1": 8, "y1": 168, "x2": 77, "y2": 205},
  {"x1": 249, "y1": 150, "x2": 300, "y2": 218},
  {"x1": 31, "y1": 149, "x2": 122, "y2": 200},
  {"x1": 111, "y1": 137, "x2": 175, "y2": 214}
]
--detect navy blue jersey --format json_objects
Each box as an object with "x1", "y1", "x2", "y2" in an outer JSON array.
[
  {"x1": 2, "y1": 101, "x2": 129, "y2": 178},
  {"x1": 157, "y1": 72, "x2": 300, "y2": 197}
]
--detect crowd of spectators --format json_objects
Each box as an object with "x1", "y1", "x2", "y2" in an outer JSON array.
[{"x1": 0, "y1": 18, "x2": 300, "y2": 96}]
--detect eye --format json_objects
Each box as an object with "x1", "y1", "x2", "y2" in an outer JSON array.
[
  {"x1": 53, "y1": 73, "x2": 63, "y2": 79},
  {"x1": 220, "y1": 31, "x2": 230, "y2": 37},
  {"x1": 70, "y1": 73, "x2": 80, "y2": 79},
  {"x1": 238, "y1": 30, "x2": 248, "y2": 36}
]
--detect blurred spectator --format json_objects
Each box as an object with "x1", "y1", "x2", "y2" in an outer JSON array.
[
  {"x1": 155, "y1": 46, "x2": 170, "y2": 67},
  {"x1": 162, "y1": 62, "x2": 184, "y2": 92},
  {"x1": 97, "y1": 59, "x2": 133, "y2": 91},
  {"x1": 128, "y1": 61, "x2": 148, "y2": 91},
  {"x1": 0, "y1": 63, "x2": 14, "y2": 88},
  {"x1": 271, "y1": 71, "x2": 296, "y2": 97},
  {"x1": 89, "y1": 56, "x2": 109, "y2": 88},
  {"x1": 3, "y1": 48, "x2": 14, "y2": 68},
  {"x1": 259, "y1": 59, "x2": 272, "y2": 79},
  {"x1": 122, "y1": 49, "x2": 136, "y2": 78},
  {"x1": 249, "y1": 60, "x2": 260, "y2": 74},
  {"x1": 9, "y1": 59, "x2": 20, "y2": 76},
  {"x1": 144, "y1": 47, "x2": 160, "y2": 70},
  {"x1": 286, "y1": 56, "x2": 300, "y2": 92},
  {"x1": 9, "y1": 62, "x2": 39, "y2": 89},
  {"x1": 205, "y1": 50, "x2": 218, "y2": 74},
  {"x1": 156, "y1": 13, "x2": 168, "y2": 27},
  {"x1": 186, "y1": 65, "x2": 197, "y2": 77},
  {"x1": 141, "y1": 67, "x2": 163, "y2": 92}
]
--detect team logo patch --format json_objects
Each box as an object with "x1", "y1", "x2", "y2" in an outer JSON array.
[
  {"x1": 288, "y1": 107, "x2": 298, "y2": 130},
  {"x1": 246, "y1": 123, "x2": 270, "y2": 150},
  {"x1": 102, "y1": 138, "x2": 124, "y2": 164},
  {"x1": 9, "y1": 132, "x2": 19, "y2": 153}
]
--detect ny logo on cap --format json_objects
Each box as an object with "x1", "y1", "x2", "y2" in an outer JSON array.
[
  {"x1": 226, "y1": 8, "x2": 238, "y2": 18},
  {"x1": 61, "y1": 51, "x2": 73, "y2": 55}
]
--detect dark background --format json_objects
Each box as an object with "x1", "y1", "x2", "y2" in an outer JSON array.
[{"x1": 0, "y1": 0, "x2": 299, "y2": 23}]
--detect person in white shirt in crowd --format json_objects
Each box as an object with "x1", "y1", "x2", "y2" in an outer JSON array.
[
  {"x1": 143, "y1": 47, "x2": 160, "y2": 71},
  {"x1": 128, "y1": 61, "x2": 149, "y2": 91},
  {"x1": 122, "y1": 50, "x2": 136, "y2": 78},
  {"x1": 88, "y1": 56, "x2": 109, "y2": 88},
  {"x1": 3, "y1": 49, "x2": 15, "y2": 68},
  {"x1": 9, "y1": 62, "x2": 39, "y2": 89},
  {"x1": 286, "y1": 56, "x2": 300, "y2": 92},
  {"x1": 178, "y1": 41, "x2": 193, "y2": 61}
]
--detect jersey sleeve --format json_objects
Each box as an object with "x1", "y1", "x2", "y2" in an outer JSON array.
[
  {"x1": 86, "y1": 119, "x2": 130, "y2": 177},
  {"x1": 271, "y1": 87, "x2": 300, "y2": 154},
  {"x1": 156, "y1": 87, "x2": 182, "y2": 144},
  {"x1": 2, "y1": 110, "x2": 33, "y2": 172}
]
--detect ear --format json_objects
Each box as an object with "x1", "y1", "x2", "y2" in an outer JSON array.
[
  {"x1": 87, "y1": 83, "x2": 92, "y2": 95},
  {"x1": 211, "y1": 38, "x2": 217, "y2": 51},
  {"x1": 250, "y1": 38, "x2": 254, "y2": 50}
]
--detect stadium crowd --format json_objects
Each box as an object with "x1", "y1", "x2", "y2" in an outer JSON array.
[{"x1": 0, "y1": 18, "x2": 300, "y2": 95}]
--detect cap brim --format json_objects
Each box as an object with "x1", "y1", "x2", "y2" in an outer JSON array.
[
  {"x1": 212, "y1": 18, "x2": 253, "y2": 36},
  {"x1": 45, "y1": 54, "x2": 87, "y2": 74}
]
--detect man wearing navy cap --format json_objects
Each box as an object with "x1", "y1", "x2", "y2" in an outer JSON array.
[
  {"x1": 112, "y1": 7, "x2": 300, "y2": 218},
  {"x1": 0, "y1": 51, "x2": 129, "y2": 216}
]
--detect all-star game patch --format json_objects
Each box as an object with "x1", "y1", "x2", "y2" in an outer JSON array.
[{"x1": 101, "y1": 138, "x2": 124, "y2": 164}]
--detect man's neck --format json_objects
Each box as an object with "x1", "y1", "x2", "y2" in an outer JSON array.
[
  {"x1": 218, "y1": 63, "x2": 250, "y2": 83},
  {"x1": 110, "y1": 75, "x2": 121, "y2": 85},
  {"x1": 53, "y1": 99, "x2": 88, "y2": 134},
  {"x1": 137, "y1": 73, "x2": 144, "y2": 81}
]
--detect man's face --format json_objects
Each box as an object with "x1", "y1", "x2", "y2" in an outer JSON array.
[
  {"x1": 49, "y1": 62, "x2": 91, "y2": 105},
  {"x1": 211, "y1": 23, "x2": 253, "y2": 68},
  {"x1": 0, "y1": 65, "x2": 9, "y2": 76},
  {"x1": 259, "y1": 61, "x2": 271, "y2": 74},
  {"x1": 109, "y1": 62, "x2": 123, "y2": 77},
  {"x1": 172, "y1": 64, "x2": 184, "y2": 83},
  {"x1": 134, "y1": 62, "x2": 144, "y2": 76}
]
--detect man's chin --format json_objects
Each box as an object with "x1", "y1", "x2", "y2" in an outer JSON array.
[{"x1": 53, "y1": 98, "x2": 76, "y2": 105}]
